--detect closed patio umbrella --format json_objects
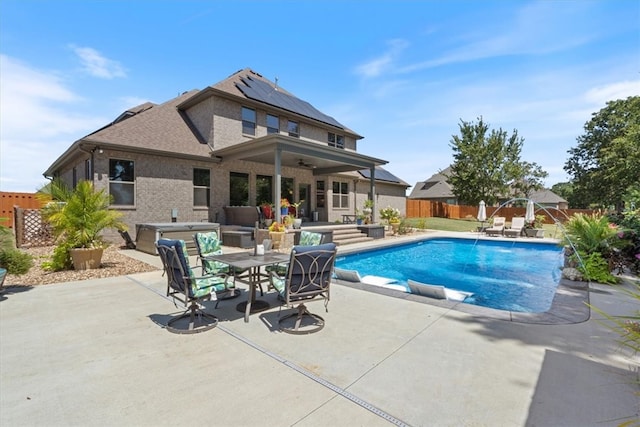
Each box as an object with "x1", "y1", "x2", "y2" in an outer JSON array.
[
  {"x1": 477, "y1": 200, "x2": 487, "y2": 231},
  {"x1": 525, "y1": 199, "x2": 535, "y2": 224}
]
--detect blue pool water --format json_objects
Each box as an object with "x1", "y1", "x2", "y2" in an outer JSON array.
[{"x1": 335, "y1": 238, "x2": 564, "y2": 313}]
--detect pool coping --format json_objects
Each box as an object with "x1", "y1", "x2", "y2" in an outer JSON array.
[{"x1": 334, "y1": 231, "x2": 591, "y2": 325}]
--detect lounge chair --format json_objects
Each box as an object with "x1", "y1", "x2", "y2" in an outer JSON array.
[
  {"x1": 270, "y1": 243, "x2": 337, "y2": 334},
  {"x1": 504, "y1": 217, "x2": 525, "y2": 238},
  {"x1": 485, "y1": 216, "x2": 505, "y2": 237}
]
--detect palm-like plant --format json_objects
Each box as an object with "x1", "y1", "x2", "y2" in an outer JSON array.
[
  {"x1": 561, "y1": 213, "x2": 621, "y2": 255},
  {"x1": 40, "y1": 180, "x2": 126, "y2": 271},
  {"x1": 42, "y1": 180, "x2": 126, "y2": 248}
]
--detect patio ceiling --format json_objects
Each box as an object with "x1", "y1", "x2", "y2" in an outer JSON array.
[{"x1": 210, "y1": 134, "x2": 387, "y2": 176}]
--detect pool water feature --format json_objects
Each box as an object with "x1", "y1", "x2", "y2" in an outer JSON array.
[{"x1": 335, "y1": 237, "x2": 564, "y2": 313}]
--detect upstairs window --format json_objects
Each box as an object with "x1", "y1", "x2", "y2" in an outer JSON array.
[
  {"x1": 242, "y1": 107, "x2": 256, "y2": 136},
  {"x1": 193, "y1": 168, "x2": 210, "y2": 207},
  {"x1": 287, "y1": 120, "x2": 299, "y2": 138},
  {"x1": 109, "y1": 159, "x2": 135, "y2": 206},
  {"x1": 266, "y1": 114, "x2": 279, "y2": 134},
  {"x1": 328, "y1": 132, "x2": 345, "y2": 149}
]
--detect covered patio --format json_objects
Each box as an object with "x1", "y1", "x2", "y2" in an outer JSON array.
[{"x1": 211, "y1": 134, "x2": 388, "y2": 223}]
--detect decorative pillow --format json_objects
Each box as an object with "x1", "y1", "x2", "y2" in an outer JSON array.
[{"x1": 333, "y1": 268, "x2": 362, "y2": 282}]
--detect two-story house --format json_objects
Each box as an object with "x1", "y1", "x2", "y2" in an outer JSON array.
[{"x1": 43, "y1": 68, "x2": 409, "y2": 240}]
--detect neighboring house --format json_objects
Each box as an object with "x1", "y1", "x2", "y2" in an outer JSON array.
[
  {"x1": 44, "y1": 68, "x2": 408, "y2": 240},
  {"x1": 408, "y1": 167, "x2": 458, "y2": 204},
  {"x1": 529, "y1": 189, "x2": 568, "y2": 210},
  {"x1": 409, "y1": 166, "x2": 568, "y2": 208}
]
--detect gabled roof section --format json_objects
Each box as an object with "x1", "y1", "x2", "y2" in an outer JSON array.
[
  {"x1": 112, "y1": 102, "x2": 156, "y2": 124},
  {"x1": 408, "y1": 166, "x2": 454, "y2": 199},
  {"x1": 530, "y1": 189, "x2": 567, "y2": 204},
  {"x1": 84, "y1": 90, "x2": 207, "y2": 155},
  {"x1": 178, "y1": 68, "x2": 361, "y2": 137},
  {"x1": 44, "y1": 90, "x2": 208, "y2": 177}
]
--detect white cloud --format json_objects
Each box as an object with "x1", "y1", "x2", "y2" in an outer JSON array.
[
  {"x1": 353, "y1": 39, "x2": 409, "y2": 78},
  {"x1": 0, "y1": 55, "x2": 108, "y2": 192},
  {"x1": 70, "y1": 45, "x2": 127, "y2": 79},
  {"x1": 583, "y1": 80, "x2": 640, "y2": 105}
]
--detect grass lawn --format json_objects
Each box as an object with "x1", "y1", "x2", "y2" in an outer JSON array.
[{"x1": 406, "y1": 217, "x2": 559, "y2": 238}]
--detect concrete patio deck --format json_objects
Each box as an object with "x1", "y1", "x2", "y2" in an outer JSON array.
[{"x1": 1, "y1": 232, "x2": 638, "y2": 426}]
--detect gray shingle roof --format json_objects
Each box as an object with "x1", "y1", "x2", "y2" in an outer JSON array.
[{"x1": 85, "y1": 90, "x2": 210, "y2": 157}]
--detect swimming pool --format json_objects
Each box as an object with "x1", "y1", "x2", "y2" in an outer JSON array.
[{"x1": 335, "y1": 237, "x2": 564, "y2": 313}]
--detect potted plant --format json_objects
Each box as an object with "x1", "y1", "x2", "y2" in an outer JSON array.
[
  {"x1": 361, "y1": 199, "x2": 374, "y2": 223},
  {"x1": 379, "y1": 206, "x2": 400, "y2": 232},
  {"x1": 291, "y1": 200, "x2": 304, "y2": 228},
  {"x1": 261, "y1": 202, "x2": 274, "y2": 227},
  {"x1": 40, "y1": 180, "x2": 127, "y2": 270},
  {"x1": 355, "y1": 209, "x2": 366, "y2": 225},
  {"x1": 268, "y1": 220, "x2": 286, "y2": 249},
  {"x1": 524, "y1": 214, "x2": 546, "y2": 238},
  {"x1": 280, "y1": 198, "x2": 290, "y2": 216}
]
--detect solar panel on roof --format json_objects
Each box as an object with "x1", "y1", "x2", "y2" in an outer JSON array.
[
  {"x1": 358, "y1": 168, "x2": 401, "y2": 183},
  {"x1": 235, "y1": 76, "x2": 345, "y2": 129}
]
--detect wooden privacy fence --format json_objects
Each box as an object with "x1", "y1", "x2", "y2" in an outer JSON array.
[
  {"x1": 1, "y1": 192, "x2": 47, "y2": 228},
  {"x1": 1, "y1": 192, "x2": 54, "y2": 248},
  {"x1": 406, "y1": 200, "x2": 595, "y2": 224}
]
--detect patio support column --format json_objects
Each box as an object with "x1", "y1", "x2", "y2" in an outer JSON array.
[
  {"x1": 274, "y1": 147, "x2": 282, "y2": 223},
  {"x1": 369, "y1": 165, "x2": 376, "y2": 222}
]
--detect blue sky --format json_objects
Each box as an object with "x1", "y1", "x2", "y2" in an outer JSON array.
[{"x1": 1, "y1": 0, "x2": 638, "y2": 193}]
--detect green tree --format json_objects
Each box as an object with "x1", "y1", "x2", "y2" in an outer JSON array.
[
  {"x1": 512, "y1": 161, "x2": 548, "y2": 199},
  {"x1": 564, "y1": 96, "x2": 640, "y2": 209},
  {"x1": 448, "y1": 117, "x2": 545, "y2": 205},
  {"x1": 551, "y1": 182, "x2": 574, "y2": 202}
]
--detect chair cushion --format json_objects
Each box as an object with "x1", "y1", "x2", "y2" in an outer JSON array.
[
  {"x1": 299, "y1": 230, "x2": 322, "y2": 246},
  {"x1": 158, "y1": 238, "x2": 217, "y2": 299}
]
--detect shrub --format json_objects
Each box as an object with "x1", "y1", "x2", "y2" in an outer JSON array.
[
  {"x1": 0, "y1": 249, "x2": 34, "y2": 275},
  {"x1": 576, "y1": 251, "x2": 619, "y2": 284},
  {"x1": 608, "y1": 209, "x2": 640, "y2": 274},
  {"x1": 41, "y1": 241, "x2": 74, "y2": 272}
]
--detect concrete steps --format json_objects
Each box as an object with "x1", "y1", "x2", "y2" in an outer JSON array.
[{"x1": 330, "y1": 226, "x2": 374, "y2": 246}]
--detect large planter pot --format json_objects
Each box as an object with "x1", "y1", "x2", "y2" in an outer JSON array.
[
  {"x1": 269, "y1": 232, "x2": 285, "y2": 250},
  {"x1": 524, "y1": 228, "x2": 544, "y2": 238},
  {"x1": 70, "y1": 247, "x2": 104, "y2": 270},
  {"x1": 293, "y1": 218, "x2": 302, "y2": 229},
  {"x1": 390, "y1": 222, "x2": 400, "y2": 234}
]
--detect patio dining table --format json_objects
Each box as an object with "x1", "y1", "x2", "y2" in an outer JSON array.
[{"x1": 206, "y1": 251, "x2": 290, "y2": 322}]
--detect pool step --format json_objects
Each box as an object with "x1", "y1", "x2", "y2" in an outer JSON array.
[{"x1": 331, "y1": 226, "x2": 374, "y2": 246}]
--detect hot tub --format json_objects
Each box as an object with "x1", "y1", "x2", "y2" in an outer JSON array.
[{"x1": 135, "y1": 222, "x2": 220, "y2": 256}]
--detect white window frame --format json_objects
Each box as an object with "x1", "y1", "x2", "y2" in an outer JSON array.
[
  {"x1": 266, "y1": 114, "x2": 279, "y2": 134},
  {"x1": 108, "y1": 158, "x2": 135, "y2": 206},
  {"x1": 242, "y1": 106, "x2": 256, "y2": 136},
  {"x1": 287, "y1": 120, "x2": 299, "y2": 138},
  {"x1": 332, "y1": 180, "x2": 349, "y2": 209},
  {"x1": 193, "y1": 168, "x2": 210, "y2": 207}
]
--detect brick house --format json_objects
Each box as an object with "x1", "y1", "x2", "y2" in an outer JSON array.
[{"x1": 43, "y1": 68, "x2": 408, "y2": 240}]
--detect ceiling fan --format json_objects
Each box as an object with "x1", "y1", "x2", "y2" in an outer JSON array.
[{"x1": 297, "y1": 158, "x2": 315, "y2": 168}]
